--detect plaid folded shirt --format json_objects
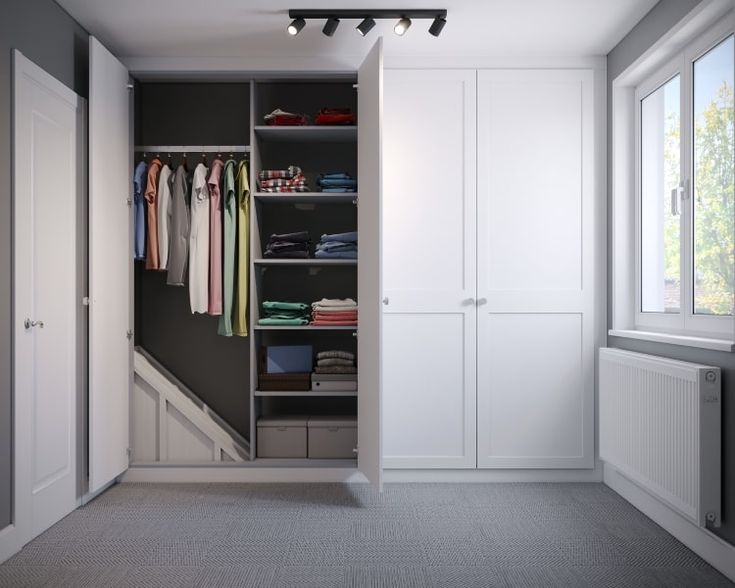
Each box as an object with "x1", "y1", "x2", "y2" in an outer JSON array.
[
  {"x1": 260, "y1": 186, "x2": 311, "y2": 193},
  {"x1": 258, "y1": 166, "x2": 302, "y2": 180},
  {"x1": 259, "y1": 174, "x2": 307, "y2": 189}
]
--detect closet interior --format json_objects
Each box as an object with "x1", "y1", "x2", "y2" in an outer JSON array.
[{"x1": 133, "y1": 77, "x2": 360, "y2": 465}]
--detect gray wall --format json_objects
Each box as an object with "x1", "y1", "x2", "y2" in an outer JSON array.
[
  {"x1": 0, "y1": 0, "x2": 88, "y2": 531},
  {"x1": 606, "y1": 0, "x2": 735, "y2": 545}
]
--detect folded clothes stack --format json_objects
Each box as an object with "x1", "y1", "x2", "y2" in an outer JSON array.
[
  {"x1": 317, "y1": 173, "x2": 357, "y2": 193},
  {"x1": 264, "y1": 231, "x2": 311, "y2": 259},
  {"x1": 311, "y1": 298, "x2": 358, "y2": 326},
  {"x1": 258, "y1": 301, "x2": 310, "y2": 325},
  {"x1": 264, "y1": 108, "x2": 308, "y2": 126},
  {"x1": 313, "y1": 350, "x2": 357, "y2": 375},
  {"x1": 314, "y1": 107, "x2": 356, "y2": 126},
  {"x1": 258, "y1": 166, "x2": 310, "y2": 193},
  {"x1": 315, "y1": 231, "x2": 357, "y2": 259}
]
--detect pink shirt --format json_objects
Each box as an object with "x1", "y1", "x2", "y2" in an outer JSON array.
[{"x1": 208, "y1": 160, "x2": 224, "y2": 315}]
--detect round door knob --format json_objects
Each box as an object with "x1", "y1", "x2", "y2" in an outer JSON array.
[
  {"x1": 382, "y1": 297, "x2": 389, "y2": 305},
  {"x1": 463, "y1": 298, "x2": 475, "y2": 305},
  {"x1": 477, "y1": 298, "x2": 488, "y2": 306}
]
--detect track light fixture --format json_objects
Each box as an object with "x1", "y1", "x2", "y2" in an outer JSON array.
[
  {"x1": 428, "y1": 16, "x2": 446, "y2": 37},
  {"x1": 394, "y1": 17, "x2": 412, "y2": 36},
  {"x1": 356, "y1": 17, "x2": 376, "y2": 37},
  {"x1": 287, "y1": 17, "x2": 306, "y2": 36},
  {"x1": 322, "y1": 17, "x2": 340, "y2": 36},
  {"x1": 287, "y1": 9, "x2": 447, "y2": 37}
]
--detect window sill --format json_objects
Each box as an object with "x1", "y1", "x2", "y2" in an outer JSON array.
[{"x1": 608, "y1": 329, "x2": 735, "y2": 352}]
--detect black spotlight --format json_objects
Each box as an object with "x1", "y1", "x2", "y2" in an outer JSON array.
[
  {"x1": 322, "y1": 17, "x2": 340, "y2": 36},
  {"x1": 429, "y1": 16, "x2": 446, "y2": 37},
  {"x1": 287, "y1": 17, "x2": 306, "y2": 36},
  {"x1": 356, "y1": 16, "x2": 376, "y2": 36}
]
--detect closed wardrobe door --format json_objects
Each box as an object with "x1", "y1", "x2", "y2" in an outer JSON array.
[
  {"x1": 382, "y1": 69, "x2": 477, "y2": 469},
  {"x1": 476, "y1": 69, "x2": 597, "y2": 469}
]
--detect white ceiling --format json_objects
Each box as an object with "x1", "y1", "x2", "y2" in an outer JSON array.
[{"x1": 56, "y1": 0, "x2": 658, "y2": 61}]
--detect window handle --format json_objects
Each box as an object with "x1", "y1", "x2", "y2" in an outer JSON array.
[{"x1": 671, "y1": 186, "x2": 681, "y2": 216}]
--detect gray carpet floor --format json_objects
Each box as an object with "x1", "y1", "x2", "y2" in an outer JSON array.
[{"x1": 0, "y1": 482, "x2": 732, "y2": 587}]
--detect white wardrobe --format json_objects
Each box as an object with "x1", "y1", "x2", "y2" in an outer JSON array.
[{"x1": 382, "y1": 68, "x2": 601, "y2": 470}]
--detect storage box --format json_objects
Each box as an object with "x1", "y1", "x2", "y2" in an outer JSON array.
[
  {"x1": 265, "y1": 345, "x2": 313, "y2": 374},
  {"x1": 258, "y1": 373, "x2": 311, "y2": 391},
  {"x1": 307, "y1": 416, "x2": 357, "y2": 458},
  {"x1": 311, "y1": 373, "x2": 357, "y2": 391},
  {"x1": 257, "y1": 416, "x2": 307, "y2": 458}
]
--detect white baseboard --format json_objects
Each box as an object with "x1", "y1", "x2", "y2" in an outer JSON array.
[
  {"x1": 604, "y1": 462, "x2": 735, "y2": 582},
  {"x1": 383, "y1": 467, "x2": 603, "y2": 483},
  {"x1": 0, "y1": 523, "x2": 23, "y2": 565},
  {"x1": 121, "y1": 466, "x2": 368, "y2": 483}
]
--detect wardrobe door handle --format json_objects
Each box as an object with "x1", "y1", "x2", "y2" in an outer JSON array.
[
  {"x1": 463, "y1": 298, "x2": 475, "y2": 306},
  {"x1": 477, "y1": 298, "x2": 487, "y2": 306},
  {"x1": 24, "y1": 318, "x2": 44, "y2": 329},
  {"x1": 382, "y1": 297, "x2": 389, "y2": 305}
]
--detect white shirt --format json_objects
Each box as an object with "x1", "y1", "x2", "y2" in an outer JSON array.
[
  {"x1": 189, "y1": 163, "x2": 210, "y2": 314},
  {"x1": 156, "y1": 164, "x2": 173, "y2": 270}
]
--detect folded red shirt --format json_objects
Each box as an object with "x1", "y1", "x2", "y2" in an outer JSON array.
[
  {"x1": 267, "y1": 114, "x2": 307, "y2": 126},
  {"x1": 314, "y1": 108, "x2": 355, "y2": 126}
]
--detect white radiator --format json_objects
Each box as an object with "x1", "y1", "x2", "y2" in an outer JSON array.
[{"x1": 599, "y1": 348, "x2": 721, "y2": 528}]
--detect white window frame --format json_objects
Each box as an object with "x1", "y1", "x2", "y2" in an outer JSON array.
[{"x1": 611, "y1": 4, "x2": 735, "y2": 352}]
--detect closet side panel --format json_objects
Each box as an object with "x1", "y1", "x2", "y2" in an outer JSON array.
[
  {"x1": 88, "y1": 37, "x2": 132, "y2": 491},
  {"x1": 382, "y1": 69, "x2": 477, "y2": 469},
  {"x1": 476, "y1": 69, "x2": 596, "y2": 469}
]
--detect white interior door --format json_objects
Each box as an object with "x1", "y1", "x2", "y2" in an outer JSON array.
[
  {"x1": 357, "y1": 38, "x2": 383, "y2": 488},
  {"x1": 476, "y1": 69, "x2": 596, "y2": 469},
  {"x1": 382, "y1": 69, "x2": 477, "y2": 469},
  {"x1": 12, "y1": 51, "x2": 84, "y2": 544},
  {"x1": 89, "y1": 37, "x2": 132, "y2": 492}
]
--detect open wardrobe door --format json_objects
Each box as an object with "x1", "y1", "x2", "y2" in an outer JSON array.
[
  {"x1": 88, "y1": 37, "x2": 132, "y2": 492},
  {"x1": 357, "y1": 38, "x2": 384, "y2": 489}
]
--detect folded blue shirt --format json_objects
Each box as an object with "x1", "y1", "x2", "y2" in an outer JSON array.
[
  {"x1": 320, "y1": 231, "x2": 357, "y2": 244},
  {"x1": 320, "y1": 172, "x2": 352, "y2": 180},
  {"x1": 315, "y1": 250, "x2": 358, "y2": 259},
  {"x1": 317, "y1": 241, "x2": 358, "y2": 252}
]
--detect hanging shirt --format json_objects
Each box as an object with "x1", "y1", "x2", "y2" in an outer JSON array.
[
  {"x1": 156, "y1": 164, "x2": 173, "y2": 270},
  {"x1": 208, "y1": 159, "x2": 225, "y2": 316},
  {"x1": 167, "y1": 164, "x2": 191, "y2": 286},
  {"x1": 189, "y1": 163, "x2": 210, "y2": 314},
  {"x1": 144, "y1": 158, "x2": 163, "y2": 270},
  {"x1": 218, "y1": 160, "x2": 238, "y2": 336},
  {"x1": 133, "y1": 161, "x2": 147, "y2": 260},
  {"x1": 233, "y1": 159, "x2": 250, "y2": 337}
]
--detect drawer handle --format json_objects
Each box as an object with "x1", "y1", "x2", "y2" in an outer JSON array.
[{"x1": 277, "y1": 427, "x2": 287, "y2": 432}]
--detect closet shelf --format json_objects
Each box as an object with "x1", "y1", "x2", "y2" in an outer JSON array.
[
  {"x1": 254, "y1": 193, "x2": 357, "y2": 204},
  {"x1": 254, "y1": 259, "x2": 357, "y2": 266},
  {"x1": 254, "y1": 325, "x2": 357, "y2": 331},
  {"x1": 254, "y1": 390, "x2": 358, "y2": 397},
  {"x1": 254, "y1": 126, "x2": 357, "y2": 142},
  {"x1": 253, "y1": 458, "x2": 357, "y2": 467}
]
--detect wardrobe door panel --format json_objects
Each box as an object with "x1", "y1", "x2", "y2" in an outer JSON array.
[
  {"x1": 382, "y1": 69, "x2": 477, "y2": 469},
  {"x1": 383, "y1": 313, "x2": 474, "y2": 467},
  {"x1": 88, "y1": 37, "x2": 132, "y2": 491},
  {"x1": 477, "y1": 69, "x2": 596, "y2": 469},
  {"x1": 357, "y1": 38, "x2": 384, "y2": 489}
]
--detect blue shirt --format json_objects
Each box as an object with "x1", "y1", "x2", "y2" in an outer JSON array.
[{"x1": 133, "y1": 161, "x2": 148, "y2": 259}]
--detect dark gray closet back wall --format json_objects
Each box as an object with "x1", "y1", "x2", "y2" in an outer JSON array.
[
  {"x1": 0, "y1": 0, "x2": 88, "y2": 532},
  {"x1": 136, "y1": 83, "x2": 252, "y2": 439},
  {"x1": 606, "y1": 0, "x2": 735, "y2": 546}
]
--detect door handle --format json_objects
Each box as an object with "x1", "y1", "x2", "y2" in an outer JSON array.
[
  {"x1": 24, "y1": 318, "x2": 44, "y2": 329},
  {"x1": 476, "y1": 298, "x2": 487, "y2": 306},
  {"x1": 382, "y1": 297, "x2": 389, "y2": 305},
  {"x1": 463, "y1": 298, "x2": 475, "y2": 306}
]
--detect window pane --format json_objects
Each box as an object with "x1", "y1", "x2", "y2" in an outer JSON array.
[
  {"x1": 693, "y1": 35, "x2": 735, "y2": 316},
  {"x1": 641, "y1": 75, "x2": 681, "y2": 313}
]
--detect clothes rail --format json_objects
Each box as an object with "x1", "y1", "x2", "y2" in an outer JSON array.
[{"x1": 134, "y1": 145, "x2": 251, "y2": 153}]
